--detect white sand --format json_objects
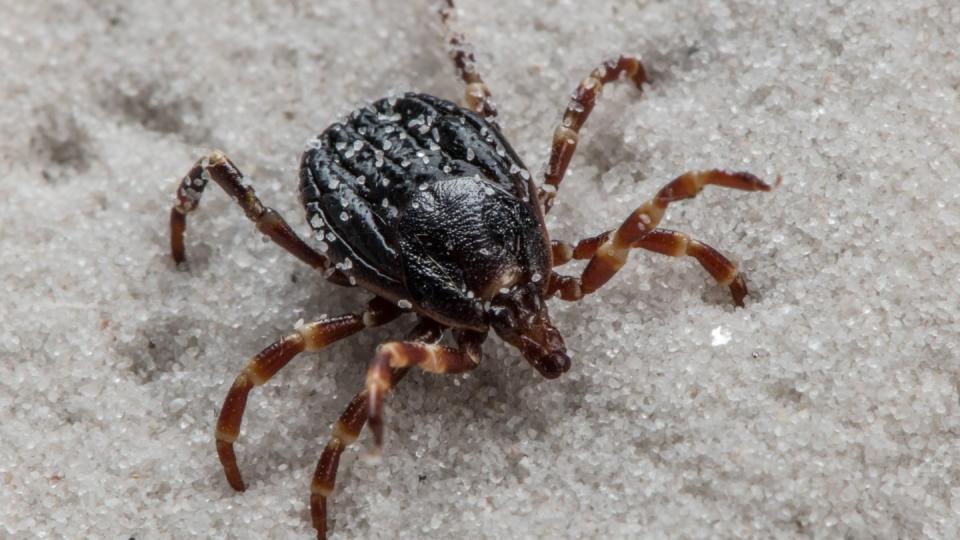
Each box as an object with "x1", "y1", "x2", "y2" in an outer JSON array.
[{"x1": 3, "y1": 0, "x2": 959, "y2": 538}]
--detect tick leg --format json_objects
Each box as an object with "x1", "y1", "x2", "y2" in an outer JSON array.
[
  {"x1": 540, "y1": 56, "x2": 648, "y2": 211},
  {"x1": 215, "y1": 297, "x2": 400, "y2": 492},
  {"x1": 310, "y1": 318, "x2": 445, "y2": 539},
  {"x1": 633, "y1": 228, "x2": 749, "y2": 307},
  {"x1": 170, "y1": 150, "x2": 350, "y2": 285},
  {"x1": 547, "y1": 170, "x2": 772, "y2": 302},
  {"x1": 365, "y1": 333, "x2": 483, "y2": 452},
  {"x1": 551, "y1": 234, "x2": 609, "y2": 267},
  {"x1": 438, "y1": 0, "x2": 497, "y2": 119}
]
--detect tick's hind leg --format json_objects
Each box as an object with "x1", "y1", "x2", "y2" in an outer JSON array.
[
  {"x1": 170, "y1": 151, "x2": 349, "y2": 284},
  {"x1": 540, "y1": 55, "x2": 648, "y2": 211},
  {"x1": 438, "y1": 0, "x2": 497, "y2": 119},
  {"x1": 215, "y1": 297, "x2": 400, "y2": 492},
  {"x1": 310, "y1": 318, "x2": 445, "y2": 539},
  {"x1": 548, "y1": 169, "x2": 773, "y2": 303}
]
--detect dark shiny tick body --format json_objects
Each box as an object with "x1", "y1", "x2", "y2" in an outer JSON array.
[
  {"x1": 168, "y1": 2, "x2": 774, "y2": 538},
  {"x1": 300, "y1": 93, "x2": 560, "y2": 371}
]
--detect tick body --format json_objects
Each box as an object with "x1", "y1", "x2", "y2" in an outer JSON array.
[{"x1": 168, "y1": 2, "x2": 774, "y2": 537}]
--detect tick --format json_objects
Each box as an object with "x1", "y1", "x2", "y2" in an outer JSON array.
[{"x1": 168, "y1": 2, "x2": 774, "y2": 537}]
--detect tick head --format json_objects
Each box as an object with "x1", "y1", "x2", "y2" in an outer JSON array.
[{"x1": 487, "y1": 282, "x2": 570, "y2": 379}]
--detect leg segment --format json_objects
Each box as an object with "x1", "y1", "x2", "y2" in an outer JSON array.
[
  {"x1": 540, "y1": 56, "x2": 648, "y2": 211},
  {"x1": 551, "y1": 234, "x2": 610, "y2": 267},
  {"x1": 548, "y1": 170, "x2": 772, "y2": 302},
  {"x1": 215, "y1": 297, "x2": 400, "y2": 492},
  {"x1": 636, "y1": 229, "x2": 748, "y2": 306},
  {"x1": 170, "y1": 151, "x2": 350, "y2": 285},
  {"x1": 309, "y1": 318, "x2": 445, "y2": 539},
  {"x1": 365, "y1": 333, "x2": 484, "y2": 451},
  {"x1": 438, "y1": 0, "x2": 497, "y2": 119},
  {"x1": 552, "y1": 229, "x2": 747, "y2": 305}
]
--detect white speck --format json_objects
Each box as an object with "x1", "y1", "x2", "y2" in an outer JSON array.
[
  {"x1": 499, "y1": 287, "x2": 510, "y2": 294},
  {"x1": 344, "y1": 148, "x2": 355, "y2": 159},
  {"x1": 509, "y1": 164, "x2": 520, "y2": 174},
  {"x1": 335, "y1": 142, "x2": 347, "y2": 151},
  {"x1": 419, "y1": 183, "x2": 429, "y2": 191},
  {"x1": 340, "y1": 258, "x2": 354, "y2": 270},
  {"x1": 294, "y1": 318, "x2": 305, "y2": 328},
  {"x1": 442, "y1": 165, "x2": 452, "y2": 174},
  {"x1": 326, "y1": 232, "x2": 336, "y2": 242},
  {"x1": 339, "y1": 211, "x2": 349, "y2": 221},
  {"x1": 353, "y1": 141, "x2": 363, "y2": 151},
  {"x1": 484, "y1": 187, "x2": 495, "y2": 195},
  {"x1": 411, "y1": 202, "x2": 420, "y2": 209},
  {"x1": 397, "y1": 299, "x2": 413, "y2": 309},
  {"x1": 382, "y1": 198, "x2": 390, "y2": 207},
  {"x1": 348, "y1": 276, "x2": 357, "y2": 285},
  {"x1": 466, "y1": 291, "x2": 475, "y2": 299},
  {"x1": 309, "y1": 215, "x2": 323, "y2": 229},
  {"x1": 382, "y1": 140, "x2": 392, "y2": 150},
  {"x1": 418, "y1": 124, "x2": 430, "y2": 134},
  {"x1": 466, "y1": 148, "x2": 475, "y2": 161},
  {"x1": 328, "y1": 178, "x2": 340, "y2": 189},
  {"x1": 317, "y1": 241, "x2": 329, "y2": 252},
  {"x1": 382, "y1": 178, "x2": 390, "y2": 186},
  {"x1": 519, "y1": 169, "x2": 531, "y2": 180},
  {"x1": 401, "y1": 158, "x2": 411, "y2": 168},
  {"x1": 531, "y1": 272, "x2": 542, "y2": 283},
  {"x1": 711, "y1": 326, "x2": 732, "y2": 346},
  {"x1": 431, "y1": 127, "x2": 440, "y2": 142},
  {"x1": 356, "y1": 175, "x2": 365, "y2": 185},
  {"x1": 495, "y1": 143, "x2": 506, "y2": 157}
]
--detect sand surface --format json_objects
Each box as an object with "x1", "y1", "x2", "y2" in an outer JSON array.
[{"x1": 2, "y1": 0, "x2": 959, "y2": 538}]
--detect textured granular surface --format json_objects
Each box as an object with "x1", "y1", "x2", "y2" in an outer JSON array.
[{"x1": 2, "y1": 1, "x2": 959, "y2": 538}]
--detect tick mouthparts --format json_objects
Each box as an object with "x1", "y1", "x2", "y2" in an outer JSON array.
[{"x1": 518, "y1": 336, "x2": 571, "y2": 379}]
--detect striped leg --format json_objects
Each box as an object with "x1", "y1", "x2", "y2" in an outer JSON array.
[
  {"x1": 310, "y1": 318, "x2": 445, "y2": 539},
  {"x1": 438, "y1": 0, "x2": 497, "y2": 119},
  {"x1": 547, "y1": 170, "x2": 773, "y2": 302},
  {"x1": 540, "y1": 55, "x2": 648, "y2": 211},
  {"x1": 170, "y1": 150, "x2": 350, "y2": 285},
  {"x1": 215, "y1": 297, "x2": 400, "y2": 492},
  {"x1": 365, "y1": 334, "x2": 484, "y2": 451},
  {"x1": 552, "y1": 229, "x2": 749, "y2": 306}
]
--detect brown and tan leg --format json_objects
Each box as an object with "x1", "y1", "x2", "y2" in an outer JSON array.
[
  {"x1": 170, "y1": 150, "x2": 350, "y2": 284},
  {"x1": 215, "y1": 297, "x2": 401, "y2": 492},
  {"x1": 540, "y1": 55, "x2": 648, "y2": 211},
  {"x1": 633, "y1": 228, "x2": 750, "y2": 306},
  {"x1": 553, "y1": 229, "x2": 749, "y2": 306},
  {"x1": 547, "y1": 169, "x2": 772, "y2": 303},
  {"x1": 438, "y1": 0, "x2": 497, "y2": 119},
  {"x1": 365, "y1": 331, "x2": 485, "y2": 451},
  {"x1": 310, "y1": 318, "x2": 446, "y2": 539}
]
